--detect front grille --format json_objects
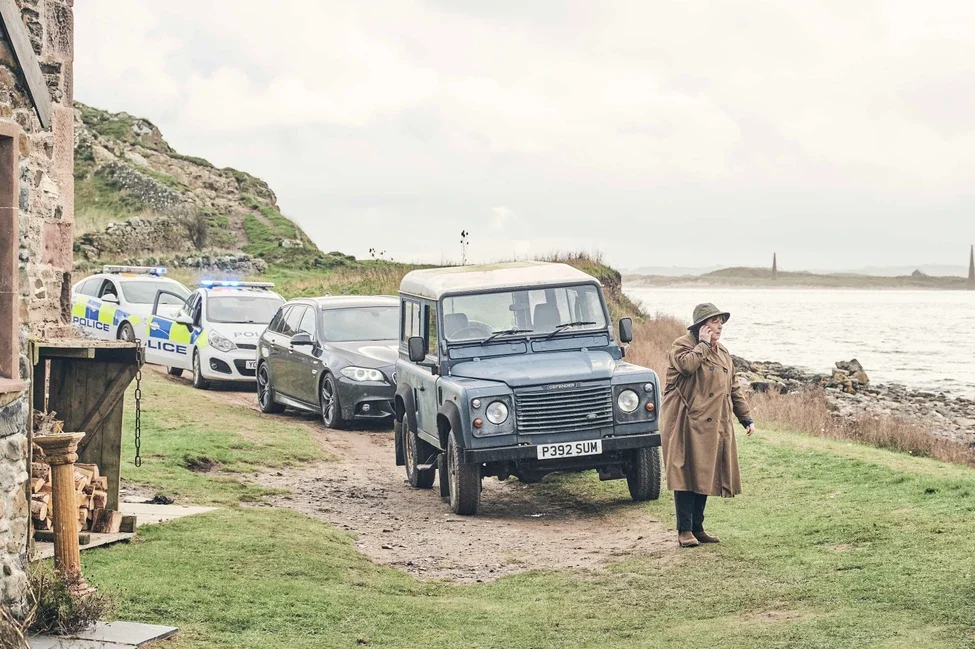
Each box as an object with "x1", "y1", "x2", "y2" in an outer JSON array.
[
  {"x1": 233, "y1": 359, "x2": 257, "y2": 377},
  {"x1": 236, "y1": 343, "x2": 257, "y2": 350},
  {"x1": 515, "y1": 383, "x2": 614, "y2": 434}
]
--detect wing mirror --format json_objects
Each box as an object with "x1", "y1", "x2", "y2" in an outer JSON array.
[
  {"x1": 291, "y1": 332, "x2": 314, "y2": 346},
  {"x1": 175, "y1": 313, "x2": 194, "y2": 328},
  {"x1": 619, "y1": 317, "x2": 633, "y2": 344},
  {"x1": 407, "y1": 336, "x2": 427, "y2": 363},
  {"x1": 101, "y1": 294, "x2": 119, "y2": 304}
]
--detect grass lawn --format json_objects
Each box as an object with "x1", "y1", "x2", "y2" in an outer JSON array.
[
  {"x1": 119, "y1": 374, "x2": 326, "y2": 505},
  {"x1": 85, "y1": 371, "x2": 975, "y2": 648}
]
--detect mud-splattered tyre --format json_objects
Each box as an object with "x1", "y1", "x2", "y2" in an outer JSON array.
[
  {"x1": 447, "y1": 429, "x2": 480, "y2": 515},
  {"x1": 394, "y1": 416, "x2": 405, "y2": 466},
  {"x1": 257, "y1": 362, "x2": 285, "y2": 414},
  {"x1": 404, "y1": 422, "x2": 435, "y2": 489},
  {"x1": 438, "y1": 453, "x2": 450, "y2": 502},
  {"x1": 627, "y1": 446, "x2": 661, "y2": 502}
]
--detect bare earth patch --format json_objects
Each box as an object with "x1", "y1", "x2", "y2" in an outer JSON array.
[
  {"x1": 197, "y1": 376, "x2": 675, "y2": 583},
  {"x1": 254, "y1": 427, "x2": 674, "y2": 583}
]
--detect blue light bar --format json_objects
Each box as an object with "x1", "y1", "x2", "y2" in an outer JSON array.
[
  {"x1": 199, "y1": 280, "x2": 274, "y2": 289},
  {"x1": 103, "y1": 265, "x2": 167, "y2": 276}
]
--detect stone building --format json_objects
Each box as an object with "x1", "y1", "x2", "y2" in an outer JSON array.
[{"x1": 0, "y1": 0, "x2": 75, "y2": 615}]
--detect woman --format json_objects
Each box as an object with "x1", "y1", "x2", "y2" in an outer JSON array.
[{"x1": 660, "y1": 303, "x2": 756, "y2": 548}]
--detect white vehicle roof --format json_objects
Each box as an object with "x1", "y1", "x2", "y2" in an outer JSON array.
[
  {"x1": 74, "y1": 272, "x2": 186, "y2": 288},
  {"x1": 399, "y1": 262, "x2": 598, "y2": 300}
]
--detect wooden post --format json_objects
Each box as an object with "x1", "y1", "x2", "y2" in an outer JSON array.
[{"x1": 33, "y1": 432, "x2": 90, "y2": 592}]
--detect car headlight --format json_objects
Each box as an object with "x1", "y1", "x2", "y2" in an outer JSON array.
[
  {"x1": 485, "y1": 401, "x2": 509, "y2": 425},
  {"x1": 209, "y1": 330, "x2": 236, "y2": 353},
  {"x1": 340, "y1": 367, "x2": 386, "y2": 383},
  {"x1": 617, "y1": 389, "x2": 640, "y2": 413}
]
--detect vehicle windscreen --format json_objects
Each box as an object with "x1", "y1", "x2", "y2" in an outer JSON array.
[
  {"x1": 207, "y1": 295, "x2": 286, "y2": 324},
  {"x1": 322, "y1": 306, "x2": 398, "y2": 342},
  {"x1": 442, "y1": 284, "x2": 607, "y2": 341},
  {"x1": 120, "y1": 281, "x2": 190, "y2": 305}
]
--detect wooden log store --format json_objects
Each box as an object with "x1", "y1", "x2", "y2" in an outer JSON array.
[{"x1": 29, "y1": 339, "x2": 141, "y2": 522}]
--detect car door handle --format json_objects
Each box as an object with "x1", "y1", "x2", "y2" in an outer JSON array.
[{"x1": 149, "y1": 322, "x2": 160, "y2": 330}]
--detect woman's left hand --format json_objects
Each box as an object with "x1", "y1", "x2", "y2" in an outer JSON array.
[{"x1": 746, "y1": 423, "x2": 756, "y2": 436}]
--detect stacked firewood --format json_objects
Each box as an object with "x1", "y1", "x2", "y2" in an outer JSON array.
[{"x1": 30, "y1": 461, "x2": 121, "y2": 534}]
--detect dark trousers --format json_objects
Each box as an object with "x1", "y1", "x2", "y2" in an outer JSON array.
[{"x1": 674, "y1": 491, "x2": 708, "y2": 533}]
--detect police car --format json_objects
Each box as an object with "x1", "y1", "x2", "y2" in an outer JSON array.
[
  {"x1": 144, "y1": 280, "x2": 286, "y2": 389},
  {"x1": 70, "y1": 266, "x2": 190, "y2": 343}
]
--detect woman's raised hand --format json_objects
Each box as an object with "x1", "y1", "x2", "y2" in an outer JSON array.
[{"x1": 699, "y1": 325, "x2": 713, "y2": 344}]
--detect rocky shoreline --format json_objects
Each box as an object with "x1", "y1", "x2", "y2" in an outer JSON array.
[{"x1": 735, "y1": 357, "x2": 975, "y2": 446}]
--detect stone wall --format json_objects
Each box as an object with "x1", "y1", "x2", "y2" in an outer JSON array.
[{"x1": 0, "y1": 0, "x2": 75, "y2": 617}]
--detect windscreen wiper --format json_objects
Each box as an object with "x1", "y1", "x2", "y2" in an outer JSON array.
[
  {"x1": 545, "y1": 321, "x2": 596, "y2": 338},
  {"x1": 484, "y1": 328, "x2": 533, "y2": 343}
]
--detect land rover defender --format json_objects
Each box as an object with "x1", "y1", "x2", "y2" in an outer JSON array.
[{"x1": 394, "y1": 262, "x2": 662, "y2": 515}]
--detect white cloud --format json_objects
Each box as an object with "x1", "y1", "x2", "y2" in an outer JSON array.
[
  {"x1": 74, "y1": 0, "x2": 975, "y2": 270},
  {"x1": 490, "y1": 206, "x2": 515, "y2": 229}
]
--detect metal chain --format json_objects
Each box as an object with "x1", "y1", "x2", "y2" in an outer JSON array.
[{"x1": 134, "y1": 337, "x2": 143, "y2": 467}]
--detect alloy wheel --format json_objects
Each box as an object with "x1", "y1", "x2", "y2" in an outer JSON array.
[
  {"x1": 321, "y1": 377, "x2": 336, "y2": 426},
  {"x1": 119, "y1": 323, "x2": 135, "y2": 342},
  {"x1": 258, "y1": 365, "x2": 271, "y2": 409}
]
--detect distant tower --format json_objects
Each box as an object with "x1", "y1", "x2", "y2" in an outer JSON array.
[
  {"x1": 772, "y1": 253, "x2": 778, "y2": 281},
  {"x1": 968, "y1": 245, "x2": 975, "y2": 289}
]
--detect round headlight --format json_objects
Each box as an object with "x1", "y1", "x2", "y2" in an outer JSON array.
[
  {"x1": 486, "y1": 401, "x2": 509, "y2": 425},
  {"x1": 617, "y1": 389, "x2": 640, "y2": 413}
]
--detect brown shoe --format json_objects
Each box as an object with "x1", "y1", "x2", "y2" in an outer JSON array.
[
  {"x1": 678, "y1": 531, "x2": 700, "y2": 548},
  {"x1": 693, "y1": 531, "x2": 720, "y2": 543}
]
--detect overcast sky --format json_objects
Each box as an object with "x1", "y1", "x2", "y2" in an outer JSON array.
[{"x1": 75, "y1": 1, "x2": 975, "y2": 271}]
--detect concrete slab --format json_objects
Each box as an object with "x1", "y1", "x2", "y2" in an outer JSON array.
[
  {"x1": 29, "y1": 638, "x2": 132, "y2": 648},
  {"x1": 119, "y1": 502, "x2": 216, "y2": 527},
  {"x1": 33, "y1": 503, "x2": 216, "y2": 559},
  {"x1": 31, "y1": 621, "x2": 177, "y2": 647}
]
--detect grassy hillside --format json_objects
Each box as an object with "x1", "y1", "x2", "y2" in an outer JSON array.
[{"x1": 73, "y1": 103, "x2": 324, "y2": 269}]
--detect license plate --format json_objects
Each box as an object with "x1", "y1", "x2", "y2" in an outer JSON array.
[
  {"x1": 245, "y1": 360, "x2": 257, "y2": 370},
  {"x1": 536, "y1": 439, "x2": 602, "y2": 460}
]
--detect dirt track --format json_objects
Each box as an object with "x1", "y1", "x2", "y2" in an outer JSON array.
[{"x1": 169, "y1": 370, "x2": 676, "y2": 582}]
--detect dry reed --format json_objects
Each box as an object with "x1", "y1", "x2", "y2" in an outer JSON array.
[{"x1": 623, "y1": 313, "x2": 975, "y2": 468}]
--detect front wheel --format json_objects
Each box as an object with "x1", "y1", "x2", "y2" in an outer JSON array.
[
  {"x1": 257, "y1": 363, "x2": 285, "y2": 414},
  {"x1": 447, "y1": 429, "x2": 480, "y2": 515},
  {"x1": 626, "y1": 446, "x2": 661, "y2": 502},
  {"x1": 192, "y1": 351, "x2": 210, "y2": 390},
  {"x1": 404, "y1": 421, "x2": 435, "y2": 489},
  {"x1": 320, "y1": 373, "x2": 347, "y2": 429},
  {"x1": 117, "y1": 322, "x2": 136, "y2": 342}
]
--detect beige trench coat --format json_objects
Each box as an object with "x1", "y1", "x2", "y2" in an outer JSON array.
[{"x1": 660, "y1": 334, "x2": 752, "y2": 497}]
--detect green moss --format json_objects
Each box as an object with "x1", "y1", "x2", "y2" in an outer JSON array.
[{"x1": 75, "y1": 169, "x2": 146, "y2": 219}]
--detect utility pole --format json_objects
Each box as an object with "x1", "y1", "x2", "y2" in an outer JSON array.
[
  {"x1": 968, "y1": 244, "x2": 974, "y2": 289},
  {"x1": 772, "y1": 252, "x2": 778, "y2": 281},
  {"x1": 460, "y1": 230, "x2": 470, "y2": 266}
]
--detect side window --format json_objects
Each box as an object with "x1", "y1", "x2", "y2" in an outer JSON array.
[
  {"x1": 401, "y1": 300, "x2": 421, "y2": 342},
  {"x1": 179, "y1": 293, "x2": 195, "y2": 317},
  {"x1": 283, "y1": 306, "x2": 305, "y2": 337},
  {"x1": 298, "y1": 307, "x2": 317, "y2": 338},
  {"x1": 425, "y1": 303, "x2": 438, "y2": 356},
  {"x1": 99, "y1": 279, "x2": 119, "y2": 299},
  {"x1": 268, "y1": 306, "x2": 289, "y2": 334},
  {"x1": 78, "y1": 278, "x2": 102, "y2": 296},
  {"x1": 192, "y1": 294, "x2": 204, "y2": 324}
]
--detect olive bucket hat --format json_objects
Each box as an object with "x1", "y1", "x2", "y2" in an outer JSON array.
[{"x1": 688, "y1": 303, "x2": 731, "y2": 330}]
